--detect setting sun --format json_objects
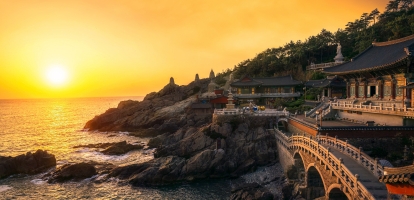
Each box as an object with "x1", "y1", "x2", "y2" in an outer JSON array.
[{"x1": 45, "y1": 65, "x2": 69, "y2": 87}]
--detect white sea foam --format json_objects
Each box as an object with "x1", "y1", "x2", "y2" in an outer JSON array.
[
  {"x1": 31, "y1": 179, "x2": 47, "y2": 185},
  {"x1": 74, "y1": 148, "x2": 130, "y2": 162},
  {"x1": 0, "y1": 185, "x2": 12, "y2": 192},
  {"x1": 118, "y1": 131, "x2": 129, "y2": 135}
]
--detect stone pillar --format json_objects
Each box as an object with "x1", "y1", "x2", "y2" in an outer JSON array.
[{"x1": 328, "y1": 88, "x2": 332, "y2": 98}]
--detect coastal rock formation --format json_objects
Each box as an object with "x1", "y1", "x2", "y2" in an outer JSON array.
[
  {"x1": 74, "y1": 141, "x2": 143, "y2": 155},
  {"x1": 109, "y1": 115, "x2": 278, "y2": 186},
  {"x1": 0, "y1": 149, "x2": 56, "y2": 179},
  {"x1": 47, "y1": 162, "x2": 97, "y2": 183},
  {"x1": 230, "y1": 183, "x2": 274, "y2": 200},
  {"x1": 84, "y1": 78, "x2": 210, "y2": 133}
]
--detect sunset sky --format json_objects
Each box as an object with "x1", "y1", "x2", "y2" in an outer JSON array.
[{"x1": 0, "y1": 0, "x2": 390, "y2": 99}]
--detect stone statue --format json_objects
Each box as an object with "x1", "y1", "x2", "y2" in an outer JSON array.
[
  {"x1": 195, "y1": 74, "x2": 199, "y2": 82},
  {"x1": 336, "y1": 43, "x2": 342, "y2": 54},
  {"x1": 209, "y1": 69, "x2": 215, "y2": 79},
  {"x1": 334, "y1": 43, "x2": 344, "y2": 63},
  {"x1": 170, "y1": 77, "x2": 175, "y2": 85}
]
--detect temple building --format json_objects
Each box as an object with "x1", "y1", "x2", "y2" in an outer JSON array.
[
  {"x1": 322, "y1": 34, "x2": 414, "y2": 126},
  {"x1": 324, "y1": 35, "x2": 414, "y2": 106},
  {"x1": 304, "y1": 76, "x2": 347, "y2": 99},
  {"x1": 230, "y1": 75, "x2": 301, "y2": 106}
]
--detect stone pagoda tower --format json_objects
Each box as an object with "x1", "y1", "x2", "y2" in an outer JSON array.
[{"x1": 226, "y1": 89, "x2": 235, "y2": 110}]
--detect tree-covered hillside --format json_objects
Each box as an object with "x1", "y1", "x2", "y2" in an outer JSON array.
[{"x1": 219, "y1": 0, "x2": 414, "y2": 81}]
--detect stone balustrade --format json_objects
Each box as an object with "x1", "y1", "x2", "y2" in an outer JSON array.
[
  {"x1": 318, "y1": 135, "x2": 384, "y2": 177},
  {"x1": 331, "y1": 101, "x2": 414, "y2": 117},
  {"x1": 306, "y1": 62, "x2": 341, "y2": 70},
  {"x1": 273, "y1": 129, "x2": 379, "y2": 199},
  {"x1": 233, "y1": 92, "x2": 300, "y2": 98},
  {"x1": 214, "y1": 109, "x2": 289, "y2": 116}
]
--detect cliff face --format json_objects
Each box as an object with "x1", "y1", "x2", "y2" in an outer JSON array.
[
  {"x1": 84, "y1": 79, "x2": 210, "y2": 133},
  {"x1": 109, "y1": 115, "x2": 278, "y2": 186}
]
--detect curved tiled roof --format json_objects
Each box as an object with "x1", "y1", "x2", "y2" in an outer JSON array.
[
  {"x1": 379, "y1": 164, "x2": 414, "y2": 185},
  {"x1": 305, "y1": 77, "x2": 346, "y2": 88},
  {"x1": 324, "y1": 34, "x2": 414, "y2": 75},
  {"x1": 231, "y1": 75, "x2": 301, "y2": 87}
]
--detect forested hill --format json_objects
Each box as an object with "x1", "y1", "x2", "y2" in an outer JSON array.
[{"x1": 217, "y1": 0, "x2": 414, "y2": 81}]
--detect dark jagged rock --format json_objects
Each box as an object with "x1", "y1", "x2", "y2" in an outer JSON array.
[
  {"x1": 101, "y1": 141, "x2": 143, "y2": 155},
  {"x1": 47, "y1": 162, "x2": 97, "y2": 183},
  {"x1": 110, "y1": 116, "x2": 278, "y2": 186},
  {"x1": 84, "y1": 79, "x2": 210, "y2": 132},
  {"x1": 74, "y1": 141, "x2": 143, "y2": 155},
  {"x1": 0, "y1": 149, "x2": 56, "y2": 179},
  {"x1": 230, "y1": 182, "x2": 274, "y2": 200}
]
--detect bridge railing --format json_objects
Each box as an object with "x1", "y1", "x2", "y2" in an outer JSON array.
[
  {"x1": 317, "y1": 135, "x2": 384, "y2": 177},
  {"x1": 290, "y1": 135, "x2": 375, "y2": 200}
]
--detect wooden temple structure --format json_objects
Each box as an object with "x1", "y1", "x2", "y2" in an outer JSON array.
[
  {"x1": 304, "y1": 76, "x2": 347, "y2": 99},
  {"x1": 230, "y1": 75, "x2": 302, "y2": 106},
  {"x1": 323, "y1": 34, "x2": 414, "y2": 108}
]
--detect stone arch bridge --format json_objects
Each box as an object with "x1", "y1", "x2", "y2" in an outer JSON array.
[{"x1": 272, "y1": 128, "x2": 388, "y2": 199}]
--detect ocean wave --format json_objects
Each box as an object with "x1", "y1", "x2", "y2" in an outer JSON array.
[
  {"x1": 73, "y1": 148, "x2": 130, "y2": 162},
  {"x1": 0, "y1": 185, "x2": 12, "y2": 192},
  {"x1": 30, "y1": 179, "x2": 47, "y2": 185}
]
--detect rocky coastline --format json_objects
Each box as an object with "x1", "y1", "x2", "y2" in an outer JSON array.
[{"x1": 1, "y1": 78, "x2": 285, "y2": 199}]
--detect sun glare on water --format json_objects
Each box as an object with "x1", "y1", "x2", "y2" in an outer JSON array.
[{"x1": 45, "y1": 65, "x2": 69, "y2": 87}]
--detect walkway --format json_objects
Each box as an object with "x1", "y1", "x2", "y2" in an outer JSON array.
[{"x1": 321, "y1": 142, "x2": 388, "y2": 199}]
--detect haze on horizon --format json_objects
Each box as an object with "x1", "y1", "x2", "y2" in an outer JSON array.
[{"x1": 0, "y1": 0, "x2": 389, "y2": 99}]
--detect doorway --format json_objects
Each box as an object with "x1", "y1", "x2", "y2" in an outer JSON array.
[{"x1": 370, "y1": 86, "x2": 376, "y2": 97}]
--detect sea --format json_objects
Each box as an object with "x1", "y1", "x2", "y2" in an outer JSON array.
[{"x1": 0, "y1": 97, "x2": 283, "y2": 199}]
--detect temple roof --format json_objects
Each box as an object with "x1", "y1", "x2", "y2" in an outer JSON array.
[
  {"x1": 379, "y1": 165, "x2": 414, "y2": 185},
  {"x1": 324, "y1": 34, "x2": 414, "y2": 75},
  {"x1": 231, "y1": 75, "x2": 301, "y2": 87},
  {"x1": 305, "y1": 76, "x2": 346, "y2": 88}
]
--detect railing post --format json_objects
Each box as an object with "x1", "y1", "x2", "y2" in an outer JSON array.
[
  {"x1": 369, "y1": 103, "x2": 372, "y2": 109},
  {"x1": 358, "y1": 147, "x2": 362, "y2": 163},
  {"x1": 380, "y1": 103, "x2": 383, "y2": 110},
  {"x1": 345, "y1": 139, "x2": 348, "y2": 153},
  {"x1": 374, "y1": 158, "x2": 379, "y2": 176}
]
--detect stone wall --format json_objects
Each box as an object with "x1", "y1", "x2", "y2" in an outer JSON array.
[
  {"x1": 337, "y1": 110, "x2": 403, "y2": 126},
  {"x1": 277, "y1": 143, "x2": 294, "y2": 171}
]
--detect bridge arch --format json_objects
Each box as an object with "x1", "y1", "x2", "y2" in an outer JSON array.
[{"x1": 326, "y1": 184, "x2": 350, "y2": 200}]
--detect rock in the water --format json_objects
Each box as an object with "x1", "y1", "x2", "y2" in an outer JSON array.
[
  {"x1": 74, "y1": 141, "x2": 143, "y2": 155},
  {"x1": 47, "y1": 163, "x2": 97, "y2": 183},
  {"x1": 100, "y1": 141, "x2": 143, "y2": 155},
  {"x1": 0, "y1": 149, "x2": 56, "y2": 179},
  {"x1": 230, "y1": 182, "x2": 274, "y2": 200}
]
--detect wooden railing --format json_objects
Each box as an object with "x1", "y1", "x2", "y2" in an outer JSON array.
[
  {"x1": 273, "y1": 129, "x2": 380, "y2": 199},
  {"x1": 331, "y1": 101, "x2": 414, "y2": 117}
]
